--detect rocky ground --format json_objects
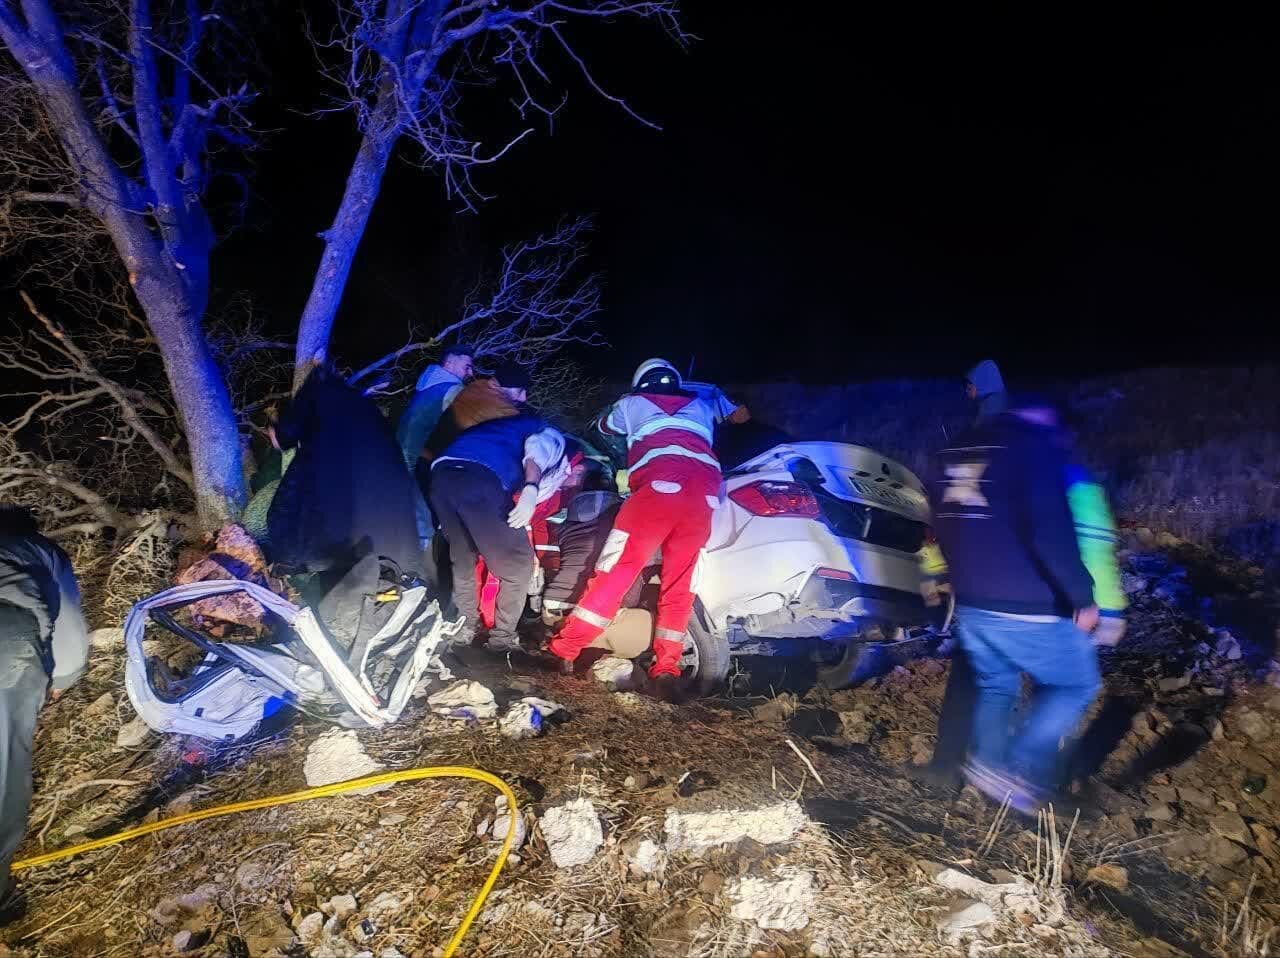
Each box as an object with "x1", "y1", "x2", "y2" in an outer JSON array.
[{"x1": 2, "y1": 527, "x2": 1279, "y2": 957}]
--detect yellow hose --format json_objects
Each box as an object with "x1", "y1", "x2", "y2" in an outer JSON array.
[{"x1": 12, "y1": 765, "x2": 519, "y2": 958}]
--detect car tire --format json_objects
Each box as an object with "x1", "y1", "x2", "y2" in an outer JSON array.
[
  {"x1": 684, "y1": 604, "x2": 732, "y2": 696},
  {"x1": 816, "y1": 622, "x2": 902, "y2": 690}
]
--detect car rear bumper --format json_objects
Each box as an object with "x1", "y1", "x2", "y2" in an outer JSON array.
[{"x1": 795, "y1": 574, "x2": 930, "y2": 628}]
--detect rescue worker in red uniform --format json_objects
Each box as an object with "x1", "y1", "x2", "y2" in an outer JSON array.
[{"x1": 548, "y1": 359, "x2": 748, "y2": 692}]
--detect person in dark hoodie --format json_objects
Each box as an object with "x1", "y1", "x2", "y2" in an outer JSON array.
[
  {"x1": 266, "y1": 361, "x2": 422, "y2": 577},
  {"x1": 1, "y1": 507, "x2": 88, "y2": 919},
  {"x1": 910, "y1": 360, "x2": 1009, "y2": 787},
  {"x1": 429, "y1": 363, "x2": 566, "y2": 653},
  {"x1": 930, "y1": 394, "x2": 1101, "y2": 814},
  {"x1": 965, "y1": 359, "x2": 1007, "y2": 424}
]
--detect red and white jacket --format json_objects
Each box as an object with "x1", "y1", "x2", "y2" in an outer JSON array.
[{"x1": 599, "y1": 387, "x2": 740, "y2": 488}]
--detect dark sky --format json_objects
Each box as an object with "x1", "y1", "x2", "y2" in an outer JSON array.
[{"x1": 219, "y1": 3, "x2": 1280, "y2": 383}]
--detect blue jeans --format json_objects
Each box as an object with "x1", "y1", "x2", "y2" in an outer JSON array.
[{"x1": 955, "y1": 606, "x2": 1101, "y2": 789}]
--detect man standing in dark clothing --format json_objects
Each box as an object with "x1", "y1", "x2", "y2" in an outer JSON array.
[
  {"x1": 267, "y1": 363, "x2": 422, "y2": 576},
  {"x1": 931, "y1": 396, "x2": 1101, "y2": 813},
  {"x1": 1, "y1": 507, "x2": 88, "y2": 916},
  {"x1": 965, "y1": 359, "x2": 1007, "y2": 424},
  {"x1": 430, "y1": 364, "x2": 566, "y2": 653}
]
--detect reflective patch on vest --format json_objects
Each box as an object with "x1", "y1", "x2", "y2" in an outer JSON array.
[
  {"x1": 654, "y1": 626, "x2": 686, "y2": 642},
  {"x1": 651, "y1": 480, "x2": 683, "y2": 494},
  {"x1": 942, "y1": 462, "x2": 990, "y2": 507},
  {"x1": 596, "y1": 528, "x2": 630, "y2": 573},
  {"x1": 570, "y1": 605, "x2": 612, "y2": 629}
]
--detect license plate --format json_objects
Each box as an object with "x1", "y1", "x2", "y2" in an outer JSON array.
[{"x1": 847, "y1": 476, "x2": 920, "y2": 512}]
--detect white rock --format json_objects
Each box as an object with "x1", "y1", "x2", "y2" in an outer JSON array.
[
  {"x1": 936, "y1": 899, "x2": 996, "y2": 941},
  {"x1": 1215, "y1": 630, "x2": 1243, "y2": 661},
  {"x1": 729, "y1": 868, "x2": 814, "y2": 931},
  {"x1": 664, "y1": 801, "x2": 808, "y2": 854},
  {"x1": 487, "y1": 797, "x2": 527, "y2": 850},
  {"x1": 296, "y1": 912, "x2": 326, "y2": 947},
  {"x1": 627, "y1": 839, "x2": 665, "y2": 877},
  {"x1": 116, "y1": 715, "x2": 151, "y2": 748},
  {"x1": 303, "y1": 729, "x2": 390, "y2": 795},
  {"x1": 427, "y1": 680, "x2": 498, "y2": 720},
  {"x1": 172, "y1": 930, "x2": 194, "y2": 952},
  {"x1": 366, "y1": 892, "x2": 402, "y2": 925},
  {"x1": 540, "y1": 799, "x2": 603, "y2": 868},
  {"x1": 323, "y1": 894, "x2": 358, "y2": 920},
  {"x1": 933, "y1": 868, "x2": 1029, "y2": 906},
  {"x1": 89, "y1": 627, "x2": 125, "y2": 650},
  {"x1": 591, "y1": 656, "x2": 636, "y2": 689}
]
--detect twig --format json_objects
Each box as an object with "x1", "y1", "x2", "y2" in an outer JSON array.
[
  {"x1": 785, "y1": 738, "x2": 825, "y2": 788},
  {"x1": 21, "y1": 901, "x2": 85, "y2": 941},
  {"x1": 978, "y1": 793, "x2": 1012, "y2": 857}
]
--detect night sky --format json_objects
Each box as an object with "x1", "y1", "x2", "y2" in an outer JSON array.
[{"x1": 219, "y1": 3, "x2": 1280, "y2": 384}]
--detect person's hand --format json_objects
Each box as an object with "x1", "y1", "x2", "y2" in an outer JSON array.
[
  {"x1": 728, "y1": 405, "x2": 752, "y2": 425},
  {"x1": 266, "y1": 424, "x2": 280, "y2": 451},
  {"x1": 1092, "y1": 616, "x2": 1127, "y2": 647},
  {"x1": 1074, "y1": 604, "x2": 1100, "y2": 634},
  {"x1": 508, "y1": 484, "x2": 538, "y2": 528}
]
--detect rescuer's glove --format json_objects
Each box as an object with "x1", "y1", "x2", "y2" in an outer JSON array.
[{"x1": 508, "y1": 483, "x2": 539, "y2": 528}]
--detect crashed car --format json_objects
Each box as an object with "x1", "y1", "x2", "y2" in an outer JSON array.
[
  {"x1": 575, "y1": 390, "x2": 947, "y2": 691},
  {"x1": 124, "y1": 569, "x2": 456, "y2": 742}
]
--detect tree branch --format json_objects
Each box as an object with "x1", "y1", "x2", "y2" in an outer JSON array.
[
  {"x1": 8, "y1": 190, "x2": 82, "y2": 207},
  {"x1": 16, "y1": 290, "x2": 195, "y2": 488}
]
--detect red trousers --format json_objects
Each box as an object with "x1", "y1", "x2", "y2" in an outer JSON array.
[{"x1": 549, "y1": 473, "x2": 717, "y2": 677}]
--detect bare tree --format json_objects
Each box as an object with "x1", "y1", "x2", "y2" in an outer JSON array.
[
  {"x1": 296, "y1": 0, "x2": 685, "y2": 384},
  {"x1": 0, "y1": 285, "x2": 294, "y2": 535},
  {"x1": 0, "y1": 0, "x2": 258, "y2": 526},
  {"x1": 349, "y1": 215, "x2": 602, "y2": 392}
]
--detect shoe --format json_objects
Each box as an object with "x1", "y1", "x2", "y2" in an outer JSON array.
[
  {"x1": 961, "y1": 760, "x2": 1047, "y2": 816},
  {"x1": 484, "y1": 633, "x2": 523, "y2": 656},
  {"x1": 0, "y1": 883, "x2": 26, "y2": 927}
]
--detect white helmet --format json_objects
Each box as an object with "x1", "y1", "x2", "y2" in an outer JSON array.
[{"x1": 631, "y1": 357, "x2": 682, "y2": 390}]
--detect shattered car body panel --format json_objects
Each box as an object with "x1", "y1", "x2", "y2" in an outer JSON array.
[
  {"x1": 124, "y1": 579, "x2": 455, "y2": 742},
  {"x1": 697, "y1": 441, "x2": 934, "y2": 641}
]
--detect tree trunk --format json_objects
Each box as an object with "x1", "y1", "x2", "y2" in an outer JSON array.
[
  {"x1": 130, "y1": 271, "x2": 246, "y2": 527},
  {"x1": 0, "y1": 21, "x2": 246, "y2": 529},
  {"x1": 295, "y1": 119, "x2": 396, "y2": 389}
]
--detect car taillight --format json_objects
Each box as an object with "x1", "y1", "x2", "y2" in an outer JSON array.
[
  {"x1": 729, "y1": 481, "x2": 821, "y2": 518},
  {"x1": 814, "y1": 566, "x2": 854, "y2": 581}
]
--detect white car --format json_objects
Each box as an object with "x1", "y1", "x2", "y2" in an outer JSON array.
[
  {"x1": 682, "y1": 439, "x2": 944, "y2": 690},
  {"x1": 582, "y1": 398, "x2": 946, "y2": 692}
]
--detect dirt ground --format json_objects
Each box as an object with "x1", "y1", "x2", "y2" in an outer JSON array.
[{"x1": 3, "y1": 534, "x2": 1278, "y2": 957}]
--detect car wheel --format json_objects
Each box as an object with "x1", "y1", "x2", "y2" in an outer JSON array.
[
  {"x1": 816, "y1": 622, "x2": 903, "y2": 690},
  {"x1": 682, "y1": 605, "x2": 732, "y2": 696}
]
